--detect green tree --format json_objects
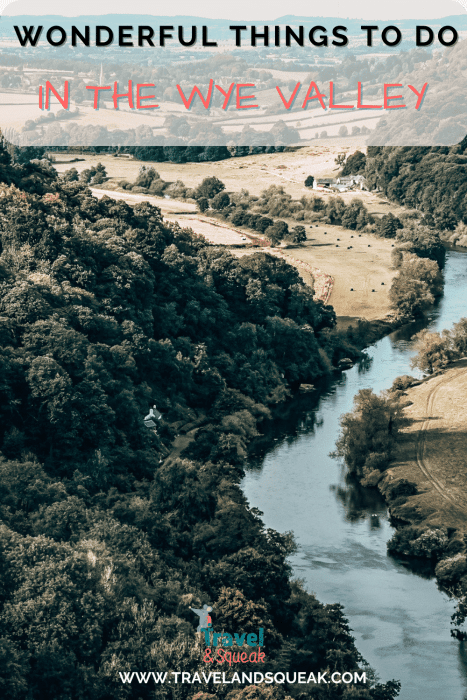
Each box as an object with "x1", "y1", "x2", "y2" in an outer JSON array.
[
  {"x1": 341, "y1": 208, "x2": 358, "y2": 229},
  {"x1": 195, "y1": 176, "x2": 225, "y2": 200},
  {"x1": 62, "y1": 168, "x2": 79, "y2": 182},
  {"x1": 9, "y1": 145, "x2": 47, "y2": 164},
  {"x1": 391, "y1": 248, "x2": 403, "y2": 268},
  {"x1": 400, "y1": 255, "x2": 443, "y2": 297},
  {"x1": 389, "y1": 276, "x2": 434, "y2": 318},
  {"x1": 266, "y1": 220, "x2": 288, "y2": 245},
  {"x1": 197, "y1": 197, "x2": 209, "y2": 213},
  {"x1": 450, "y1": 318, "x2": 467, "y2": 357},
  {"x1": 286, "y1": 225, "x2": 307, "y2": 244},
  {"x1": 341, "y1": 150, "x2": 366, "y2": 175},
  {"x1": 0, "y1": 638, "x2": 28, "y2": 700},
  {"x1": 335, "y1": 388, "x2": 406, "y2": 479},
  {"x1": 389, "y1": 252, "x2": 442, "y2": 318},
  {"x1": 410, "y1": 329, "x2": 453, "y2": 375},
  {"x1": 397, "y1": 223, "x2": 445, "y2": 267},
  {"x1": 211, "y1": 191, "x2": 230, "y2": 210},
  {"x1": 379, "y1": 212, "x2": 402, "y2": 238},
  {"x1": 213, "y1": 587, "x2": 280, "y2": 647},
  {"x1": 255, "y1": 216, "x2": 273, "y2": 233},
  {"x1": 134, "y1": 165, "x2": 160, "y2": 188},
  {"x1": 325, "y1": 196, "x2": 346, "y2": 225},
  {"x1": 230, "y1": 208, "x2": 246, "y2": 226}
]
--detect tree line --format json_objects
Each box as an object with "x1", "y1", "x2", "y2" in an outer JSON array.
[{"x1": 363, "y1": 138, "x2": 467, "y2": 230}]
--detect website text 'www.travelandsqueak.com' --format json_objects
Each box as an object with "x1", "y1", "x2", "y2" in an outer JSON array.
[{"x1": 119, "y1": 671, "x2": 367, "y2": 685}]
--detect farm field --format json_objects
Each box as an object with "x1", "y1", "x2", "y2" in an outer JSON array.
[
  {"x1": 227, "y1": 221, "x2": 395, "y2": 320},
  {"x1": 382, "y1": 362, "x2": 467, "y2": 532},
  {"x1": 2, "y1": 82, "x2": 383, "y2": 140},
  {"x1": 58, "y1": 141, "x2": 399, "y2": 319}
]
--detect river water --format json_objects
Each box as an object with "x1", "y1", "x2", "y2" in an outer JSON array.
[{"x1": 242, "y1": 249, "x2": 467, "y2": 700}]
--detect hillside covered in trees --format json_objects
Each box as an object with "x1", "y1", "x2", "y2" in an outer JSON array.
[
  {"x1": 363, "y1": 135, "x2": 467, "y2": 231},
  {"x1": 0, "y1": 147, "x2": 401, "y2": 699}
]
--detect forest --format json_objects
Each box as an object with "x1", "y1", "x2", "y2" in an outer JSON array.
[
  {"x1": 363, "y1": 135, "x2": 467, "y2": 230},
  {"x1": 0, "y1": 144, "x2": 402, "y2": 699}
]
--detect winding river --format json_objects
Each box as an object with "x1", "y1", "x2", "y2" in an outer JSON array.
[{"x1": 242, "y1": 248, "x2": 467, "y2": 700}]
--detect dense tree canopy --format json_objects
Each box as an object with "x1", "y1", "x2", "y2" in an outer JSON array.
[
  {"x1": 0, "y1": 145, "x2": 400, "y2": 699},
  {"x1": 365, "y1": 139, "x2": 467, "y2": 229}
]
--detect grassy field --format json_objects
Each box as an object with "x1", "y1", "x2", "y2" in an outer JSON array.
[
  {"x1": 274, "y1": 222, "x2": 395, "y2": 320},
  {"x1": 55, "y1": 142, "x2": 403, "y2": 320},
  {"x1": 381, "y1": 362, "x2": 467, "y2": 532}
]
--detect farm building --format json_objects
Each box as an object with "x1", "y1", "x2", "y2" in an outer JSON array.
[
  {"x1": 313, "y1": 175, "x2": 369, "y2": 192},
  {"x1": 313, "y1": 177, "x2": 336, "y2": 190}
]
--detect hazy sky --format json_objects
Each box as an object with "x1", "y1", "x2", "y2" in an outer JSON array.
[{"x1": 2, "y1": 0, "x2": 466, "y2": 20}]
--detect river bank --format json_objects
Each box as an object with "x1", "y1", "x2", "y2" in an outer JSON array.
[
  {"x1": 379, "y1": 361, "x2": 467, "y2": 534},
  {"x1": 242, "y1": 247, "x2": 467, "y2": 700},
  {"x1": 335, "y1": 315, "x2": 398, "y2": 347},
  {"x1": 441, "y1": 229, "x2": 467, "y2": 248},
  {"x1": 365, "y1": 361, "x2": 467, "y2": 620},
  {"x1": 163, "y1": 313, "x2": 401, "y2": 465}
]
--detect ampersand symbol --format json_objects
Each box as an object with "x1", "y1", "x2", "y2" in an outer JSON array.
[{"x1": 203, "y1": 647, "x2": 214, "y2": 663}]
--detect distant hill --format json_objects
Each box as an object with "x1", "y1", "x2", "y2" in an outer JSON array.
[{"x1": 368, "y1": 38, "x2": 467, "y2": 146}]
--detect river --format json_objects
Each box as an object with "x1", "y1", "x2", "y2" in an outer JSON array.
[{"x1": 242, "y1": 248, "x2": 467, "y2": 700}]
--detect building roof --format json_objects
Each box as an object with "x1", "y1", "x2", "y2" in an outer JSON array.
[
  {"x1": 144, "y1": 405, "x2": 162, "y2": 428},
  {"x1": 144, "y1": 418, "x2": 158, "y2": 428}
]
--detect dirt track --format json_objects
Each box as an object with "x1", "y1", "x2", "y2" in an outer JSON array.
[
  {"x1": 382, "y1": 362, "x2": 467, "y2": 529},
  {"x1": 91, "y1": 188, "x2": 197, "y2": 213}
]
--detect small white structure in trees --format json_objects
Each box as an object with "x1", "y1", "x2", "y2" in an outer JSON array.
[{"x1": 144, "y1": 405, "x2": 162, "y2": 429}]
